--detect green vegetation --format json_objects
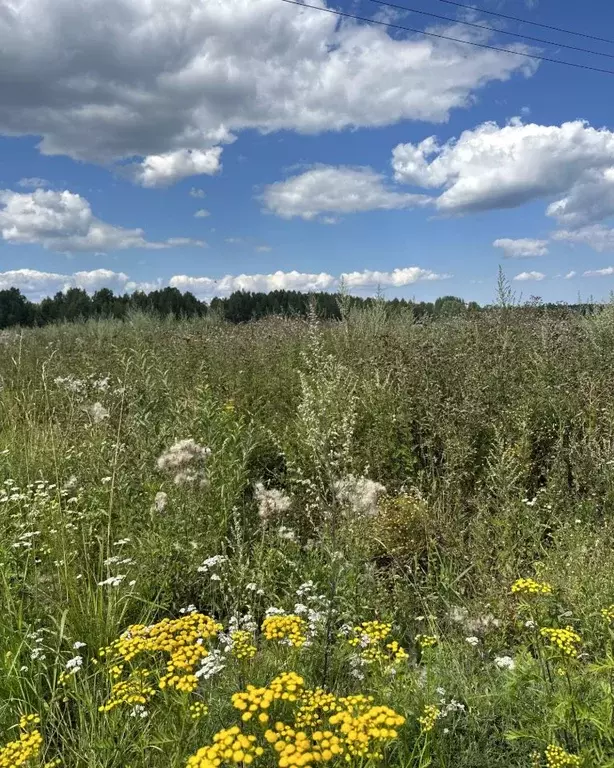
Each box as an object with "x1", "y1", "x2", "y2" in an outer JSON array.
[
  {"x1": 1, "y1": 299, "x2": 614, "y2": 767},
  {"x1": 0, "y1": 283, "x2": 598, "y2": 330}
]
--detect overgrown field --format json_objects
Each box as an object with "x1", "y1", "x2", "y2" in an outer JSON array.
[{"x1": 2, "y1": 303, "x2": 614, "y2": 768}]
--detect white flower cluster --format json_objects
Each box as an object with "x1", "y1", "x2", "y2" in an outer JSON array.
[
  {"x1": 494, "y1": 655, "x2": 516, "y2": 670},
  {"x1": 277, "y1": 526, "x2": 296, "y2": 542},
  {"x1": 448, "y1": 605, "x2": 501, "y2": 635},
  {"x1": 54, "y1": 375, "x2": 85, "y2": 394},
  {"x1": 98, "y1": 574, "x2": 126, "y2": 588},
  {"x1": 333, "y1": 475, "x2": 386, "y2": 518},
  {"x1": 28, "y1": 627, "x2": 48, "y2": 663},
  {"x1": 64, "y1": 655, "x2": 83, "y2": 676},
  {"x1": 197, "y1": 555, "x2": 228, "y2": 576},
  {"x1": 218, "y1": 614, "x2": 258, "y2": 652},
  {"x1": 152, "y1": 491, "x2": 168, "y2": 513},
  {"x1": 87, "y1": 402, "x2": 109, "y2": 424},
  {"x1": 197, "y1": 555, "x2": 228, "y2": 573},
  {"x1": 195, "y1": 649, "x2": 226, "y2": 680},
  {"x1": 293, "y1": 581, "x2": 330, "y2": 647},
  {"x1": 254, "y1": 482, "x2": 291, "y2": 522},
  {"x1": 156, "y1": 439, "x2": 211, "y2": 486}
]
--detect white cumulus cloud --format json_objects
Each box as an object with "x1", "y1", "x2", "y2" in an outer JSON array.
[
  {"x1": 171, "y1": 264, "x2": 449, "y2": 298},
  {"x1": 392, "y1": 119, "x2": 614, "y2": 215},
  {"x1": 263, "y1": 166, "x2": 429, "y2": 220},
  {"x1": 0, "y1": 188, "x2": 202, "y2": 253},
  {"x1": 0, "y1": 268, "x2": 138, "y2": 301},
  {"x1": 513, "y1": 271, "x2": 545, "y2": 281},
  {"x1": 170, "y1": 270, "x2": 337, "y2": 297},
  {"x1": 340, "y1": 267, "x2": 450, "y2": 287},
  {"x1": 0, "y1": 0, "x2": 535, "y2": 181},
  {"x1": 194, "y1": 209, "x2": 210, "y2": 218},
  {"x1": 133, "y1": 148, "x2": 223, "y2": 188},
  {"x1": 493, "y1": 238, "x2": 548, "y2": 258},
  {"x1": 583, "y1": 266, "x2": 614, "y2": 277},
  {"x1": 552, "y1": 225, "x2": 614, "y2": 253},
  {"x1": 2, "y1": 263, "x2": 451, "y2": 301}
]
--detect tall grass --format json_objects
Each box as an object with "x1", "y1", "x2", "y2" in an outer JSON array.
[{"x1": 1, "y1": 305, "x2": 614, "y2": 767}]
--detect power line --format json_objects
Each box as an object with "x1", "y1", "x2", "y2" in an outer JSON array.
[
  {"x1": 436, "y1": 0, "x2": 614, "y2": 47},
  {"x1": 281, "y1": 0, "x2": 614, "y2": 75},
  {"x1": 363, "y1": 0, "x2": 614, "y2": 60}
]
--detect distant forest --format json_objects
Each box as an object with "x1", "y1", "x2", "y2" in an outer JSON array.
[{"x1": 0, "y1": 285, "x2": 600, "y2": 330}]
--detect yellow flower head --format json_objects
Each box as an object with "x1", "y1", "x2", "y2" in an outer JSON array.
[
  {"x1": 416, "y1": 634, "x2": 438, "y2": 650},
  {"x1": 545, "y1": 744, "x2": 581, "y2": 767},
  {"x1": 187, "y1": 725, "x2": 264, "y2": 768},
  {"x1": 18, "y1": 714, "x2": 41, "y2": 731},
  {"x1": 262, "y1": 615, "x2": 307, "y2": 648},
  {"x1": 511, "y1": 578, "x2": 553, "y2": 596},
  {"x1": 189, "y1": 671, "x2": 405, "y2": 767},
  {"x1": 539, "y1": 626, "x2": 582, "y2": 658},
  {"x1": 99, "y1": 612, "x2": 222, "y2": 700},
  {"x1": 98, "y1": 670, "x2": 156, "y2": 712},
  {"x1": 0, "y1": 720, "x2": 43, "y2": 768},
  {"x1": 230, "y1": 630, "x2": 257, "y2": 660},
  {"x1": 418, "y1": 704, "x2": 440, "y2": 734},
  {"x1": 348, "y1": 621, "x2": 408, "y2": 665},
  {"x1": 189, "y1": 702, "x2": 209, "y2": 721},
  {"x1": 600, "y1": 605, "x2": 614, "y2": 623}
]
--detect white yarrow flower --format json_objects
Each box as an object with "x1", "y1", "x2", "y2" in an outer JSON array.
[
  {"x1": 65, "y1": 655, "x2": 83, "y2": 671},
  {"x1": 494, "y1": 655, "x2": 516, "y2": 670},
  {"x1": 98, "y1": 574, "x2": 126, "y2": 587}
]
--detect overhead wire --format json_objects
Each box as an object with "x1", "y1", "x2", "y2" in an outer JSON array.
[
  {"x1": 362, "y1": 0, "x2": 614, "y2": 60},
  {"x1": 435, "y1": 0, "x2": 614, "y2": 46},
  {"x1": 280, "y1": 0, "x2": 614, "y2": 76}
]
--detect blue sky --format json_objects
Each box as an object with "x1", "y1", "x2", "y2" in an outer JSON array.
[{"x1": 2, "y1": 0, "x2": 614, "y2": 304}]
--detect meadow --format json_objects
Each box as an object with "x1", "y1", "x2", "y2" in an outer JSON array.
[{"x1": 1, "y1": 298, "x2": 614, "y2": 768}]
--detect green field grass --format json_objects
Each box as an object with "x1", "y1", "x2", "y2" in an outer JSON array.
[{"x1": 1, "y1": 302, "x2": 614, "y2": 767}]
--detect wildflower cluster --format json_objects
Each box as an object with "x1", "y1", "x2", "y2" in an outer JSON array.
[
  {"x1": 190, "y1": 672, "x2": 405, "y2": 768},
  {"x1": 511, "y1": 578, "x2": 553, "y2": 595},
  {"x1": 544, "y1": 744, "x2": 582, "y2": 767},
  {"x1": 348, "y1": 621, "x2": 408, "y2": 666},
  {"x1": 262, "y1": 615, "x2": 307, "y2": 648},
  {"x1": 254, "y1": 482, "x2": 292, "y2": 522},
  {"x1": 539, "y1": 627, "x2": 582, "y2": 658},
  {"x1": 187, "y1": 726, "x2": 264, "y2": 768},
  {"x1": 295, "y1": 689, "x2": 341, "y2": 728},
  {"x1": 99, "y1": 671, "x2": 156, "y2": 713},
  {"x1": 333, "y1": 475, "x2": 386, "y2": 518},
  {"x1": 0, "y1": 715, "x2": 43, "y2": 768},
  {"x1": 601, "y1": 605, "x2": 614, "y2": 622},
  {"x1": 229, "y1": 630, "x2": 257, "y2": 660},
  {"x1": 232, "y1": 671, "x2": 305, "y2": 722},
  {"x1": 416, "y1": 634, "x2": 438, "y2": 650},
  {"x1": 265, "y1": 722, "x2": 344, "y2": 766},
  {"x1": 156, "y1": 439, "x2": 211, "y2": 486},
  {"x1": 100, "y1": 612, "x2": 222, "y2": 700},
  {"x1": 418, "y1": 704, "x2": 440, "y2": 734},
  {"x1": 189, "y1": 702, "x2": 209, "y2": 720},
  {"x1": 328, "y1": 695, "x2": 404, "y2": 759}
]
